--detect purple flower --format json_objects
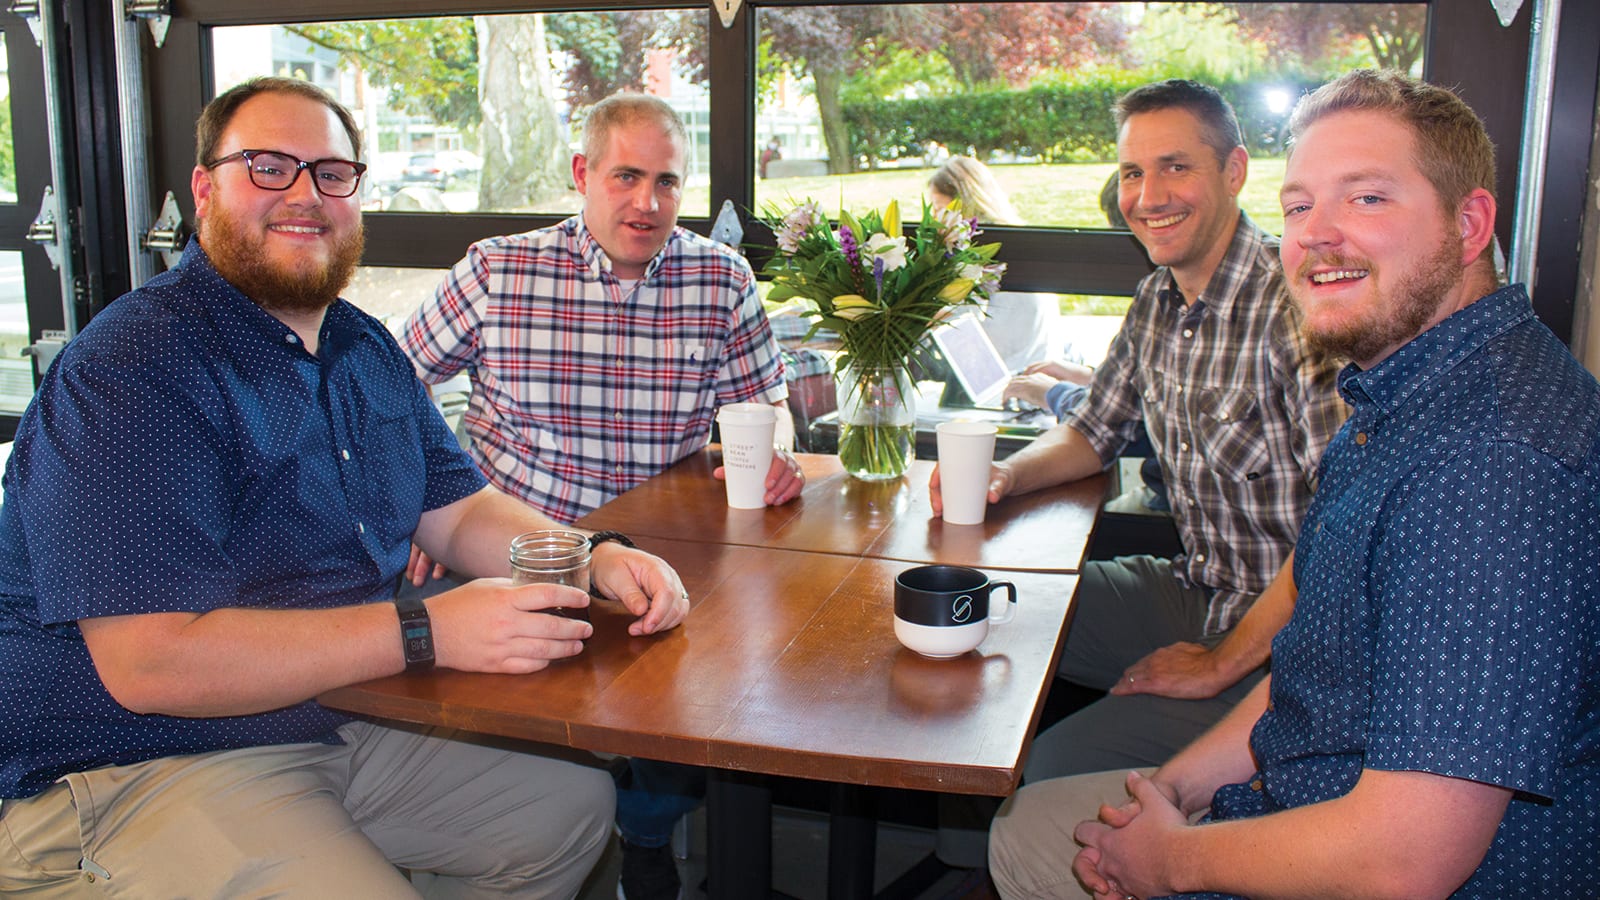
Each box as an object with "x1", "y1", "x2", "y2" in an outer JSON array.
[
  {"x1": 839, "y1": 226, "x2": 860, "y2": 267},
  {"x1": 873, "y1": 256, "x2": 885, "y2": 297}
]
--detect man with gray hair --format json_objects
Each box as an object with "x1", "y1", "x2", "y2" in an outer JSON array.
[{"x1": 403, "y1": 92, "x2": 802, "y2": 527}]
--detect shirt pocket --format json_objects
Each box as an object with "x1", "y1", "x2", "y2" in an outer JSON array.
[{"x1": 1188, "y1": 386, "x2": 1271, "y2": 483}]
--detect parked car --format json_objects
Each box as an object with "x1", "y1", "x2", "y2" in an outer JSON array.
[{"x1": 401, "y1": 150, "x2": 482, "y2": 191}]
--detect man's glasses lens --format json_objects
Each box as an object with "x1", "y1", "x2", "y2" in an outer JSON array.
[{"x1": 232, "y1": 150, "x2": 364, "y2": 198}]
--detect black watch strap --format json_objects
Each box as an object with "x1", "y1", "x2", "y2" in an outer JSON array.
[
  {"x1": 394, "y1": 594, "x2": 435, "y2": 672},
  {"x1": 587, "y1": 530, "x2": 636, "y2": 550}
]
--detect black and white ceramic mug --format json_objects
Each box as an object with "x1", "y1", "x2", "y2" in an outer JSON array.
[{"x1": 893, "y1": 564, "x2": 1017, "y2": 658}]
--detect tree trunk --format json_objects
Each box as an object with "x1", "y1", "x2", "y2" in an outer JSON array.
[
  {"x1": 812, "y1": 66, "x2": 854, "y2": 175},
  {"x1": 476, "y1": 15, "x2": 569, "y2": 210}
]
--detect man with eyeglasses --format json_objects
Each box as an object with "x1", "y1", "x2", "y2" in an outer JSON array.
[{"x1": 0, "y1": 76, "x2": 687, "y2": 896}]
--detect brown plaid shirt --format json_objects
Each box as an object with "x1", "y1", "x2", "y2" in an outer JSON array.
[{"x1": 1067, "y1": 215, "x2": 1348, "y2": 634}]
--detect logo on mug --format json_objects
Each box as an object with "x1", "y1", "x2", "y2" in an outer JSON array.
[{"x1": 951, "y1": 594, "x2": 975, "y2": 623}]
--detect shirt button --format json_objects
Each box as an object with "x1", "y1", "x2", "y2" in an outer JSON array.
[
  {"x1": 615, "y1": 411, "x2": 623, "y2": 420},
  {"x1": 1355, "y1": 432, "x2": 1368, "y2": 446},
  {"x1": 1194, "y1": 553, "x2": 1206, "y2": 564},
  {"x1": 356, "y1": 522, "x2": 365, "y2": 534},
  {"x1": 340, "y1": 449, "x2": 350, "y2": 460},
  {"x1": 1249, "y1": 778, "x2": 1263, "y2": 792},
  {"x1": 1182, "y1": 328, "x2": 1194, "y2": 338},
  {"x1": 1180, "y1": 441, "x2": 1190, "y2": 452},
  {"x1": 284, "y1": 333, "x2": 299, "y2": 345},
  {"x1": 1175, "y1": 384, "x2": 1184, "y2": 393}
]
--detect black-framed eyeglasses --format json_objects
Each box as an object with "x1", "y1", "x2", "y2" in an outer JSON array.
[{"x1": 206, "y1": 149, "x2": 367, "y2": 198}]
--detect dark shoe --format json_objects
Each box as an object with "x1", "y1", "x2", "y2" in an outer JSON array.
[{"x1": 617, "y1": 839, "x2": 683, "y2": 900}]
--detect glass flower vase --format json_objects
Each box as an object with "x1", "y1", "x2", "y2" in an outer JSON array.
[{"x1": 835, "y1": 362, "x2": 916, "y2": 481}]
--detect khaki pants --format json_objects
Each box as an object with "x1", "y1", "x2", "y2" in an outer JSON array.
[
  {"x1": 988, "y1": 768, "x2": 1156, "y2": 900},
  {"x1": 0, "y1": 720, "x2": 613, "y2": 899}
]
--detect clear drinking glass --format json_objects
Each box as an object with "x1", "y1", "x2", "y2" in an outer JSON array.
[{"x1": 509, "y1": 530, "x2": 592, "y2": 620}]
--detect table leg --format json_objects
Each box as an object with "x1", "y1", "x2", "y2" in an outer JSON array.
[
  {"x1": 827, "y1": 782, "x2": 877, "y2": 899},
  {"x1": 706, "y1": 769, "x2": 772, "y2": 900}
]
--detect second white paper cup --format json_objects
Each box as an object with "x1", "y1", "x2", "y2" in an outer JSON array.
[
  {"x1": 717, "y1": 403, "x2": 778, "y2": 509},
  {"x1": 936, "y1": 421, "x2": 998, "y2": 525}
]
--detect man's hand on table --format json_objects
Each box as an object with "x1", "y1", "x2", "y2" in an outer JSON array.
[
  {"x1": 429, "y1": 579, "x2": 593, "y2": 673},
  {"x1": 928, "y1": 459, "x2": 1015, "y2": 516},
  {"x1": 1111, "y1": 642, "x2": 1234, "y2": 700},
  {"x1": 591, "y1": 541, "x2": 691, "y2": 636},
  {"x1": 713, "y1": 447, "x2": 805, "y2": 505}
]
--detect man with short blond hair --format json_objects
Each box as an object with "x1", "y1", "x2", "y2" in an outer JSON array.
[{"x1": 991, "y1": 69, "x2": 1600, "y2": 900}]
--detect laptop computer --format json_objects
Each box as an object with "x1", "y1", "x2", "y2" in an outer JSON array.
[{"x1": 924, "y1": 314, "x2": 1051, "y2": 434}]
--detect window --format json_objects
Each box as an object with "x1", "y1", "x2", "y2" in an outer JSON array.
[{"x1": 212, "y1": 12, "x2": 712, "y2": 218}]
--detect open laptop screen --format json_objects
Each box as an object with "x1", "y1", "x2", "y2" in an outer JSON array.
[{"x1": 930, "y1": 313, "x2": 1011, "y2": 408}]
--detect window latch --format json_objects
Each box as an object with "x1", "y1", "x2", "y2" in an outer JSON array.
[
  {"x1": 26, "y1": 187, "x2": 61, "y2": 271},
  {"x1": 712, "y1": 0, "x2": 741, "y2": 28}
]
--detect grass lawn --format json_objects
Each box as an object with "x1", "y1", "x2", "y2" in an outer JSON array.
[{"x1": 737, "y1": 157, "x2": 1288, "y2": 237}]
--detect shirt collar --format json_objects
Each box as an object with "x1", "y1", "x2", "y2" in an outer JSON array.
[
  {"x1": 181, "y1": 237, "x2": 370, "y2": 363},
  {"x1": 1337, "y1": 283, "x2": 1534, "y2": 415},
  {"x1": 1155, "y1": 211, "x2": 1270, "y2": 315},
  {"x1": 570, "y1": 213, "x2": 679, "y2": 281}
]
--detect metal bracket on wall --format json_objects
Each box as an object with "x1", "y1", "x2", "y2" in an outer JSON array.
[
  {"x1": 123, "y1": 0, "x2": 171, "y2": 48},
  {"x1": 25, "y1": 187, "x2": 61, "y2": 270},
  {"x1": 712, "y1": 0, "x2": 741, "y2": 28},
  {"x1": 9, "y1": 0, "x2": 42, "y2": 46},
  {"x1": 141, "y1": 191, "x2": 187, "y2": 271}
]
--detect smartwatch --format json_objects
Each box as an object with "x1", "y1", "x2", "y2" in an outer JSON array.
[{"x1": 394, "y1": 594, "x2": 435, "y2": 672}]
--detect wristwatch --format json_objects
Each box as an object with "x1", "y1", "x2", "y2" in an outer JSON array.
[{"x1": 394, "y1": 594, "x2": 435, "y2": 672}]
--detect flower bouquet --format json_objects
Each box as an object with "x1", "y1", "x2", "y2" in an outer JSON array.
[{"x1": 763, "y1": 199, "x2": 1005, "y2": 480}]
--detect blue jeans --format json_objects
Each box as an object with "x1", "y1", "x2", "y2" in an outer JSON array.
[{"x1": 614, "y1": 758, "x2": 706, "y2": 848}]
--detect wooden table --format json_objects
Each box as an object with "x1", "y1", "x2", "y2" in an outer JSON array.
[
  {"x1": 320, "y1": 451, "x2": 1105, "y2": 898},
  {"x1": 579, "y1": 449, "x2": 1105, "y2": 573}
]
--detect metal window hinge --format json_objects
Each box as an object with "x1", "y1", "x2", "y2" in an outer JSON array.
[
  {"x1": 9, "y1": 0, "x2": 42, "y2": 46},
  {"x1": 141, "y1": 191, "x2": 187, "y2": 270},
  {"x1": 712, "y1": 0, "x2": 741, "y2": 28},
  {"x1": 123, "y1": 0, "x2": 171, "y2": 48},
  {"x1": 26, "y1": 187, "x2": 61, "y2": 270}
]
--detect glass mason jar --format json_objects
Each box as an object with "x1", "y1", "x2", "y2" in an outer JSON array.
[
  {"x1": 835, "y1": 362, "x2": 916, "y2": 481},
  {"x1": 509, "y1": 530, "x2": 592, "y2": 620}
]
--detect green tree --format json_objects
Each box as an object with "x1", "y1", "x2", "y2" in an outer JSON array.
[{"x1": 289, "y1": 16, "x2": 568, "y2": 208}]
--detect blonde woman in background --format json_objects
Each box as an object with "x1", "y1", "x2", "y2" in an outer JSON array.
[{"x1": 927, "y1": 156, "x2": 1060, "y2": 372}]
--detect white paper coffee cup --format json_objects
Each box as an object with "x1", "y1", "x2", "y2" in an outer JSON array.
[
  {"x1": 717, "y1": 403, "x2": 778, "y2": 509},
  {"x1": 936, "y1": 421, "x2": 998, "y2": 525}
]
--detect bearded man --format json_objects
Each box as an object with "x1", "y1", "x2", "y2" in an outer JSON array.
[
  {"x1": 990, "y1": 69, "x2": 1599, "y2": 900},
  {"x1": 0, "y1": 76, "x2": 691, "y2": 897}
]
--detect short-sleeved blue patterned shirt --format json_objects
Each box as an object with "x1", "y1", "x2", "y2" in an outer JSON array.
[
  {"x1": 1187, "y1": 285, "x2": 1600, "y2": 898},
  {"x1": 0, "y1": 240, "x2": 486, "y2": 799}
]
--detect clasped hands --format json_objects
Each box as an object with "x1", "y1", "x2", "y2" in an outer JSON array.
[{"x1": 1072, "y1": 771, "x2": 1187, "y2": 900}]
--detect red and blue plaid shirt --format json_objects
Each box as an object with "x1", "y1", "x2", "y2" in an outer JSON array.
[{"x1": 402, "y1": 215, "x2": 787, "y2": 523}]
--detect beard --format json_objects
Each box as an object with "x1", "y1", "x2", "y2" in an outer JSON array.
[
  {"x1": 1296, "y1": 235, "x2": 1460, "y2": 366},
  {"x1": 201, "y1": 201, "x2": 364, "y2": 315}
]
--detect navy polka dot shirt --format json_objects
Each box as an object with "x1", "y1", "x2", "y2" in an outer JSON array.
[
  {"x1": 1185, "y1": 286, "x2": 1600, "y2": 898},
  {"x1": 0, "y1": 240, "x2": 486, "y2": 799}
]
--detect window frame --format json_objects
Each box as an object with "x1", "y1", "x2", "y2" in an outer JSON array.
[{"x1": 144, "y1": 0, "x2": 1582, "y2": 329}]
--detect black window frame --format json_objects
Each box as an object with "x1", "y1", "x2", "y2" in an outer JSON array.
[{"x1": 140, "y1": 0, "x2": 1591, "y2": 336}]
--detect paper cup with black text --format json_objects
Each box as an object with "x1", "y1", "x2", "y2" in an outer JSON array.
[
  {"x1": 935, "y1": 421, "x2": 998, "y2": 525},
  {"x1": 717, "y1": 403, "x2": 778, "y2": 509}
]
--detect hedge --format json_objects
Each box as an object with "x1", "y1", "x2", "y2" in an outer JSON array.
[{"x1": 842, "y1": 73, "x2": 1323, "y2": 165}]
